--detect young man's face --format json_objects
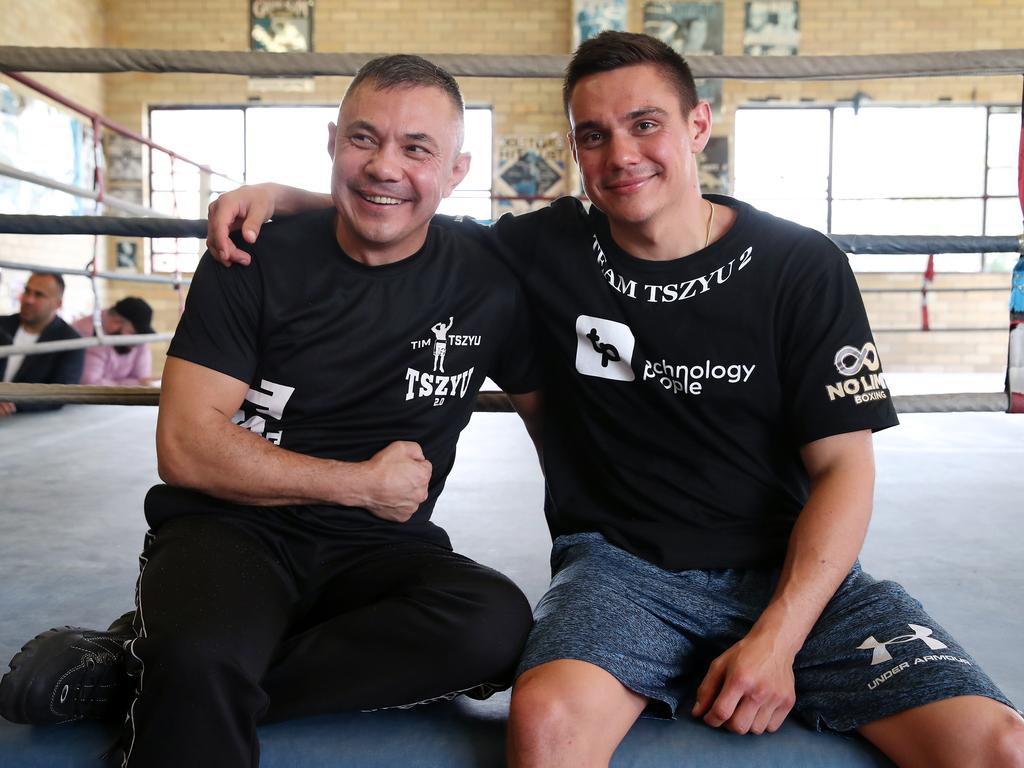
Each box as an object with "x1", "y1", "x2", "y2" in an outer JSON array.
[
  {"x1": 327, "y1": 82, "x2": 470, "y2": 263},
  {"x1": 19, "y1": 275, "x2": 62, "y2": 330},
  {"x1": 567, "y1": 63, "x2": 710, "y2": 235}
]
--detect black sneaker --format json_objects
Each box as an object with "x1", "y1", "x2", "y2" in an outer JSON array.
[{"x1": 0, "y1": 626, "x2": 132, "y2": 725}]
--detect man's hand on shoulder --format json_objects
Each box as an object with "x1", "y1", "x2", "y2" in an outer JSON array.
[
  {"x1": 691, "y1": 626, "x2": 798, "y2": 735},
  {"x1": 206, "y1": 184, "x2": 278, "y2": 267},
  {"x1": 353, "y1": 441, "x2": 432, "y2": 523}
]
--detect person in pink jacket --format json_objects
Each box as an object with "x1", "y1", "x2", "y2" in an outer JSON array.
[{"x1": 73, "y1": 297, "x2": 155, "y2": 386}]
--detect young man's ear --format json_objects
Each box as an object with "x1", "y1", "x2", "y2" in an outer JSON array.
[
  {"x1": 688, "y1": 101, "x2": 713, "y2": 154},
  {"x1": 567, "y1": 130, "x2": 579, "y2": 166}
]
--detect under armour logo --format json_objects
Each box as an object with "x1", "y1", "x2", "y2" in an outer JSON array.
[
  {"x1": 586, "y1": 328, "x2": 621, "y2": 368},
  {"x1": 857, "y1": 624, "x2": 948, "y2": 665},
  {"x1": 834, "y1": 342, "x2": 880, "y2": 377}
]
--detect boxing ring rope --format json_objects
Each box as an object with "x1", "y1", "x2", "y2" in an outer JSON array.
[
  {"x1": 0, "y1": 161, "x2": 170, "y2": 219},
  {"x1": 1, "y1": 45, "x2": 1021, "y2": 412},
  {"x1": 0, "y1": 215, "x2": 1017, "y2": 253},
  {"x1": 1, "y1": 46, "x2": 1023, "y2": 80},
  {"x1": 0, "y1": 382, "x2": 1009, "y2": 415}
]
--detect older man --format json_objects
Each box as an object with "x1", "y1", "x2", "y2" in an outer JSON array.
[
  {"x1": 0, "y1": 271, "x2": 84, "y2": 416},
  {"x1": 0, "y1": 54, "x2": 541, "y2": 768}
]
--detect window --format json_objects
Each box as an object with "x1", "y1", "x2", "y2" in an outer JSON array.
[
  {"x1": 149, "y1": 105, "x2": 493, "y2": 272},
  {"x1": 149, "y1": 109, "x2": 244, "y2": 274},
  {"x1": 734, "y1": 105, "x2": 1020, "y2": 272}
]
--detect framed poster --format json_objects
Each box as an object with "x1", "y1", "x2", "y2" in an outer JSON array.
[
  {"x1": 251, "y1": 0, "x2": 314, "y2": 53},
  {"x1": 743, "y1": 1, "x2": 800, "y2": 56},
  {"x1": 573, "y1": 0, "x2": 628, "y2": 48},
  {"x1": 643, "y1": 2, "x2": 723, "y2": 56},
  {"x1": 493, "y1": 134, "x2": 567, "y2": 219},
  {"x1": 643, "y1": 2, "x2": 724, "y2": 115}
]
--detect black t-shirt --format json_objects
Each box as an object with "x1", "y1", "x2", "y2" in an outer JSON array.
[
  {"x1": 489, "y1": 195, "x2": 898, "y2": 569},
  {"x1": 153, "y1": 208, "x2": 541, "y2": 547}
]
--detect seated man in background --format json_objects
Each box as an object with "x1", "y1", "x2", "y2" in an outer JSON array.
[
  {"x1": 0, "y1": 54, "x2": 542, "y2": 768},
  {"x1": 72, "y1": 296, "x2": 157, "y2": 386},
  {"x1": 0, "y1": 271, "x2": 84, "y2": 416}
]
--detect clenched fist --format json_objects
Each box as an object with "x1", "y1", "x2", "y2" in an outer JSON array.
[{"x1": 359, "y1": 441, "x2": 432, "y2": 522}]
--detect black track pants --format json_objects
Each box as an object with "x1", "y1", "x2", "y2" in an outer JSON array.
[{"x1": 118, "y1": 513, "x2": 533, "y2": 768}]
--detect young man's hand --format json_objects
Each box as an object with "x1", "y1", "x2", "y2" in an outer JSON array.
[
  {"x1": 691, "y1": 627, "x2": 797, "y2": 735},
  {"x1": 206, "y1": 184, "x2": 277, "y2": 267}
]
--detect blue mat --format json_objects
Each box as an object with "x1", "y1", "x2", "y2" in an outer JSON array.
[
  {"x1": 6, "y1": 405, "x2": 1023, "y2": 766},
  {"x1": 0, "y1": 695, "x2": 892, "y2": 767}
]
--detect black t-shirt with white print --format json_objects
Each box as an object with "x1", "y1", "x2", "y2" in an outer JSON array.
[
  {"x1": 491, "y1": 194, "x2": 898, "y2": 570},
  {"x1": 152, "y1": 208, "x2": 541, "y2": 547}
]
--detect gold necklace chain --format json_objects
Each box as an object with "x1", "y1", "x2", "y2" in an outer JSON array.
[{"x1": 703, "y1": 199, "x2": 715, "y2": 250}]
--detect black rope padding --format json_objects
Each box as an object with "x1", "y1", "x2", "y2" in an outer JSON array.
[
  {"x1": 0, "y1": 214, "x2": 206, "y2": 238},
  {"x1": 832, "y1": 234, "x2": 1021, "y2": 254},
  {"x1": 1, "y1": 47, "x2": 1023, "y2": 80},
  {"x1": 891, "y1": 392, "x2": 1008, "y2": 413},
  {"x1": 0, "y1": 215, "x2": 1019, "y2": 256},
  {"x1": 0, "y1": 384, "x2": 1010, "y2": 414}
]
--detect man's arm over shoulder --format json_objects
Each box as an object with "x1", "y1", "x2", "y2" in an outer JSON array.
[{"x1": 207, "y1": 183, "x2": 333, "y2": 266}]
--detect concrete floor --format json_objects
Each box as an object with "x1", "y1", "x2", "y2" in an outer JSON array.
[{"x1": 1, "y1": 400, "x2": 1021, "y2": 710}]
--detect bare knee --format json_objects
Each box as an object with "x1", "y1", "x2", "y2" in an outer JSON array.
[
  {"x1": 507, "y1": 661, "x2": 647, "y2": 768},
  {"x1": 987, "y1": 709, "x2": 1024, "y2": 768}
]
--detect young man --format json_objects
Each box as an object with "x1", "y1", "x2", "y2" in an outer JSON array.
[
  {"x1": 0, "y1": 55, "x2": 542, "y2": 767},
  {"x1": 72, "y1": 296, "x2": 156, "y2": 386},
  {"x1": 0, "y1": 271, "x2": 84, "y2": 416},
  {"x1": 205, "y1": 33, "x2": 1024, "y2": 767}
]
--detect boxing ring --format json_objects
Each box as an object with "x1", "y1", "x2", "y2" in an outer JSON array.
[{"x1": 1, "y1": 43, "x2": 1023, "y2": 768}]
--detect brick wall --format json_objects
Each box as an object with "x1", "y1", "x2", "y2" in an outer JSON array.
[{"x1": 2, "y1": 0, "x2": 1022, "y2": 374}]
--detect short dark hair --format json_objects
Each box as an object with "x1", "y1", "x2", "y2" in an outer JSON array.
[
  {"x1": 343, "y1": 54, "x2": 465, "y2": 149},
  {"x1": 563, "y1": 31, "x2": 698, "y2": 118},
  {"x1": 30, "y1": 271, "x2": 65, "y2": 296},
  {"x1": 346, "y1": 54, "x2": 465, "y2": 116}
]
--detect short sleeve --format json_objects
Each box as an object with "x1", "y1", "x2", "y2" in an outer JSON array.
[
  {"x1": 167, "y1": 247, "x2": 263, "y2": 385},
  {"x1": 778, "y1": 233, "x2": 899, "y2": 445}
]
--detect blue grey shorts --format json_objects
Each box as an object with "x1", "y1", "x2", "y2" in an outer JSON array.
[{"x1": 516, "y1": 532, "x2": 1015, "y2": 732}]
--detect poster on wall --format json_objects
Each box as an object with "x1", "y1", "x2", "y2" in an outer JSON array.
[
  {"x1": 698, "y1": 136, "x2": 729, "y2": 195},
  {"x1": 643, "y1": 2, "x2": 724, "y2": 116},
  {"x1": 743, "y1": 1, "x2": 800, "y2": 56},
  {"x1": 643, "y1": 2, "x2": 723, "y2": 56},
  {"x1": 250, "y1": 0, "x2": 314, "y2": 52},
  {"x1": 573, "y1": 0, "x2": 628, "y2": 48},
  {"x1": 493, "y1": 134, "x2": 567, "y2": 219}
]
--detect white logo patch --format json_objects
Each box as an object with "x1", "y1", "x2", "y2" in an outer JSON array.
[
  {"x1": 232, "y1": 378, "x2": 296, "y2": 445},
  {"x1": 406, "y1": 317, "x2": 479, "y2": 406},
  {"x1": 834, "y1": 343, "x2": 881, "y2": 377},
  {"x1": 825, "y1": 341, "x2": 889, "y2": 405},
  {"x1": 575, "y1": 315, "x2": 635, "y2": 382},
  {"x1": 857, "y1": 624, "x2": 948, "y2": 665}
]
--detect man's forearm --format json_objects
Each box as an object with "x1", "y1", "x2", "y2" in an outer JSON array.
[
  {"x1": 749, "y1": 433, "x2": 875, "y2": 655},
  {"x1": 158, "y1": 411, "x2": 369, "y2": 507},
  {"x1": 261, "y1": 183, "x2": 332, "y2": 217}
]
